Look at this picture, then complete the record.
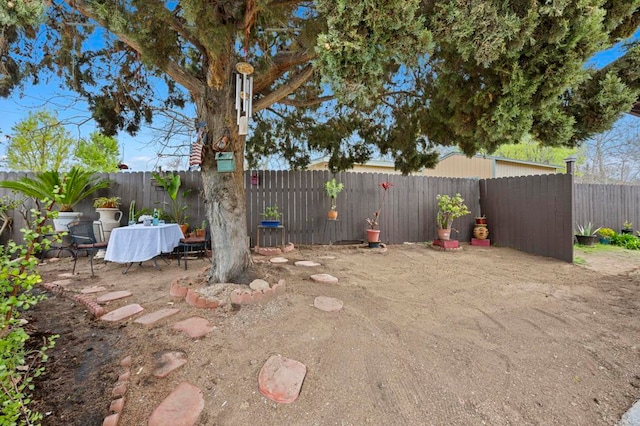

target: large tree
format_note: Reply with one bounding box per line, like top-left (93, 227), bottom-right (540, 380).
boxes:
top-left (2, 0), bottom-right (640, 281)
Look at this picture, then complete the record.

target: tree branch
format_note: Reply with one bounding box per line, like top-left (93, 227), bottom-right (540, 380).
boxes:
top-left (62, 0), bottom-right (204, 96)
top-left (278, 95), bottom-right (333, 107)
top-left (252, 64), bottom-right (314, 112)
top-left (253, 50), bottom-right (313, 92)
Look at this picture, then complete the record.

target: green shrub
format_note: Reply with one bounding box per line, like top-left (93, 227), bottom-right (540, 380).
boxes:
top-left (611, 233), bottom-right (640, 250)
top-left (597, 227), bottom-right (616, 239)
top-left (0, 200), bottom-right (59, 425)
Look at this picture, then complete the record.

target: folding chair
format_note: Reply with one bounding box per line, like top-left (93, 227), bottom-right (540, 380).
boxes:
top-left (67, 221), bottom-right (108, 276)
top-left (177, 227), bottom-right (211, 270)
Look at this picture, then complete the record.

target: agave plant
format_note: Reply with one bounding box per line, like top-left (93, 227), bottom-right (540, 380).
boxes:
top-left (0, 167), bottom-right (109, 211)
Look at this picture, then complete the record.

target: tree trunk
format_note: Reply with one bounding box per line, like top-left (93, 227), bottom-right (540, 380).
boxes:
top-left (195, 86), bottom-right (252, 283)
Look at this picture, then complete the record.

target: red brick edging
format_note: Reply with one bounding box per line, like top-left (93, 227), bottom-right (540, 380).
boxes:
top-left (41, 282), bottom-right (106, 318)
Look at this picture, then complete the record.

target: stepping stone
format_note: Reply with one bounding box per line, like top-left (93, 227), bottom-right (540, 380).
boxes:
top-left (314, 296), bottom-right (344, 312)
top-left (258, 355), bottom-right (307, 404)
top-left (153, 350), bottom-right (188, 378)
top-left (173, 317), bottom-right (213, 339)
top-left (80, 286), bottom-right (107, 294)
top-left (134, 308), bottom-right (180, 325)
top-left (318, 255), bottom-right (336, 260)
top-left (97, 291), bottom-right (132, 303)
top-left (295, 260), bottom-right (321, 267)
top-left (270, 257), bottom-right (289, 264)
top-left (57, 273), bottom-right (74, 278)
top-left (100, 304), bottom-right (144, 322)
top-left (310, 273), bottom-right (339, 284)
top-left (50, 279), bottom-right (73, 287)
top-left (148, 382), bottom-right (204, 426)
top-left (249, 279), bottom-right (270, 291)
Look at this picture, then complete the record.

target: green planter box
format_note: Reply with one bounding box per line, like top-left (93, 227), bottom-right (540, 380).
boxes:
top-left (216, 152), bottom-right (235, 172)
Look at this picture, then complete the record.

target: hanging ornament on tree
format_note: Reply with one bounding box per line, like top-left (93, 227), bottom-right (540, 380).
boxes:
top-left (235, 62), bottom-right (254, 135)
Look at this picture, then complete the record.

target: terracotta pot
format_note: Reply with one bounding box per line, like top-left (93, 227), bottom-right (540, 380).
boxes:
top-left (366, 229), bottom-right (381, 243)
top-left (327, 210), bottom-right (338, 220)
top-left (437, 228), bottom-right (451, 241)
top-left (473, 224), bottom-right (489, 240)
top-left (179, 224), bottom-right (189, 237)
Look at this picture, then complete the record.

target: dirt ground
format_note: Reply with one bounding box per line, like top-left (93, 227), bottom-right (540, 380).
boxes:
top-left (27, 243), bottom-right (640, 425)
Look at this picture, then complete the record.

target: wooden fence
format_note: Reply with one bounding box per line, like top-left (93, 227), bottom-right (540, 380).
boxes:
top-left (575, 183), bottom-right (640, 234)
top-left (3, 170), bottom-right (638, 264)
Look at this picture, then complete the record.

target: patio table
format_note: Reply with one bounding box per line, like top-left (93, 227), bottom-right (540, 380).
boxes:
top-left (105, 223), bottom-right (184, 267)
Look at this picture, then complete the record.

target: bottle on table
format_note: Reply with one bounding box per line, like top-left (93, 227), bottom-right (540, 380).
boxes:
top-left (152, 208), bottom-right (159, 226)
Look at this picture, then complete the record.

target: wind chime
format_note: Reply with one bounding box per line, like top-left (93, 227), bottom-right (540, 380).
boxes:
top-left (235, 61), bottom-right (254, 135)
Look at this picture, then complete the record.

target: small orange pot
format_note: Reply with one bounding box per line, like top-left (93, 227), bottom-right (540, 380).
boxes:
top-left (328, 210), bottom-right (338, 220)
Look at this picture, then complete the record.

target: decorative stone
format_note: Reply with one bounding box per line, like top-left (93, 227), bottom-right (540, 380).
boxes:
top-left (134, 308), bottom-right (180, 325)
top-left (173, 317), bottom-right (213, 339)
top-left (97, 291), bottom-right (132, 303)
top-left (100, 304), bottom-right (144, 322)
top-left (249, 279), bottom-right (270, 291)
top-left (270, 257), bottom-right (289, 263)
top-left (258, 355), bottom-right (307, 404)
top-left (314, 296), bottom-right (344, 312)
top-left (153, 351), bottom-right (188, 378)
top-left (148, 382), bottom-right (204, 426)
top-left (310, 273), bottom-right (339, 284)
top-left (295, 260), bottom-right (321, 267)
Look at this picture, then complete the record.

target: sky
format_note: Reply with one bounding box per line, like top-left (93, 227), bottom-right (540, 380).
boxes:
top-left (0, 28), bottom-right (638, 172)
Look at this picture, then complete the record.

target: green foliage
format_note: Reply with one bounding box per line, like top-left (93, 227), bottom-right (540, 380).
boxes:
top-left (0, 0), bottom-right (44, 26)
top-left (623, 220), bottom-right (633, 230)
top-left (324, 179), bottom-right (344, 210)
top-left (492, 135), bottom-right (581, 167)
top-left (260, 206), bottom-right (282, 221)
top-left (0, 198), bottom-right (59, 425)
top-left (6, 110), bottom-right (77, 172)
top-left (151, 172), bottom-right (189, 224)
top-left (575, 222), bottom-right (601, 236)
top-left (436, 193), bottom-right (470, 229)
top-left (0, 167), bottom-right (109, 211)
top-left (93, 196), bottom-right (121, 209)
top-left (597, 227), bottom-right (616, 239)
top-left (611, 233), bottom-right (640, 250)
top-left (74, 132), bottom-right (121, 172)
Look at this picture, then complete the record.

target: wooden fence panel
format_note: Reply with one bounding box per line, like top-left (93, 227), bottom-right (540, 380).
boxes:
top-left (575, 183), bottom-right (640, 233)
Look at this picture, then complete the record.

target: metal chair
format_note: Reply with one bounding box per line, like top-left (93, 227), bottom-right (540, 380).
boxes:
top-left (177, 227), bottom-right (211, 270)
top-left (67, 221), bottom-right (108, 276)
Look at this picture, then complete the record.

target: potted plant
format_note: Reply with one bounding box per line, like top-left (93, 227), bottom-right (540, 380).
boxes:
top-left (575, 222), bottom-right (601, 246)
top-left (195, 220), bottom-right (207, 238)
top-left (0, 167), bottom-right (109, 231)
top-left (622, 221), bottom-right (633, 234)
top-left (324, 178), bottom-right (344, 220)
top-left (366, 181), bottom-right (393, 247)
top-left (260, 205), bottom-right (282, 227)
top-left (436, 193), bottom-right (471, 241)
top-left (93, 196), bottom-right (122, 242)
top-left (597, 227), bottom-right (616, 244)
top-left (152, 171), bottom-right (190, 235)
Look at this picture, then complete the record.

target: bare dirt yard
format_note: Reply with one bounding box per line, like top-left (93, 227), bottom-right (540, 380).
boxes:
top-left (27, 242), bottom-right (640, 425)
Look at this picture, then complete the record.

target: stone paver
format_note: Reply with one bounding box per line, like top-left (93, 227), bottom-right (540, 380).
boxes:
top-left (318, 255), bottom-right (336, 260)
top-left (173, 317), bottom-right (213, 339)
top-left (153, 350), bottom-right (188, 378)
top-left (314, 296), bottom-right (344, 312)
top-left (134, 308), bottom-right (180, 325)
top-left (295, 260), bottom-right (321, 267)
top-left (57, 273), bottom-right (74, 278)
top-left (249, 279), bottom-right (270, 291)
top-left (310, 273), bottom-right (339, 284)
top-left (620, 399), bottom-right (640, 426)
top-left (148, 381), bottom-right (204, 426)
top-left (100, 304), bottom-right (144, 322)
top-left (97, 291), bottom-right (132, 303)
top-left (80, 286), bottom-right (107, 294)
top-left (50, 279), bottom-right (73, 287)
top-left (270, 257), bottom-right (289, 263)
top-left (258, 355), bottom-right (307, 404)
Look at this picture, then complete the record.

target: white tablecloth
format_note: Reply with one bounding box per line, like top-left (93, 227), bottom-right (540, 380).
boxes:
top-left (105, 223), bottom-right (184, 263)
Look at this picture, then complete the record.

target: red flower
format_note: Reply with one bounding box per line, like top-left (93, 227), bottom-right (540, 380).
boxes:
top-left (366, 182), bottom-right (393, 229)
top-left (380, 182), bottom-right (393, 190)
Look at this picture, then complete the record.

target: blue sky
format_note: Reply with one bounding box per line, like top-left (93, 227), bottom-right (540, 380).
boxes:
top-left (0, 29), bottom-right (638, 171)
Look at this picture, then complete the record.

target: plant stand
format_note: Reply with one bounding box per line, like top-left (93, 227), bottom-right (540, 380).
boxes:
top-left (323, 219), bottom-right (341, 245)
top-left (433, 239), bottom-right (460, 249)
top-left (256, 225), bottom-right (286, 250)
top-left (471, 238), bottom-right (490, 247)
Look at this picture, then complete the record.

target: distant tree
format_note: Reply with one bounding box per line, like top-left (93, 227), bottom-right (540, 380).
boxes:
top-left (6, 110), bottom-right (76, 172)
top-left (492, 135), bottom-right (582, 167)
top-left (74, 132), bottom-right (120, 172)
top-left (577, 117), bottom-right (640, 183)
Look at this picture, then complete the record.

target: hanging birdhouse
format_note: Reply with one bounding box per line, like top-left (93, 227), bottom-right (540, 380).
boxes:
top-left (216, 152), bottom-right (235, 173)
